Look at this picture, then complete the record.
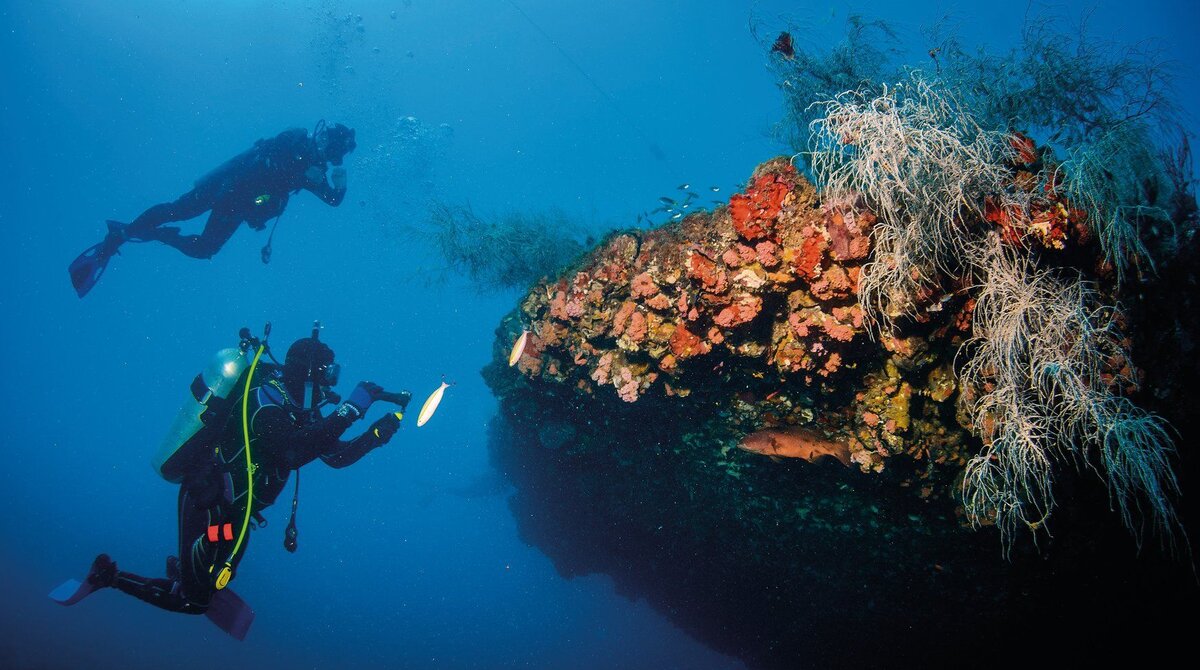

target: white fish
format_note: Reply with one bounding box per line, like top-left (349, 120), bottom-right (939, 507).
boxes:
top-left (508, 329), bottom-right (529, 367)
top-left (417, 381), bottom-right (450, 427)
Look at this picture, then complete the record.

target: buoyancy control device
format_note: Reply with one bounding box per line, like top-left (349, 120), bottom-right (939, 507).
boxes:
top-left (152, 327), bottom-right (266, 482)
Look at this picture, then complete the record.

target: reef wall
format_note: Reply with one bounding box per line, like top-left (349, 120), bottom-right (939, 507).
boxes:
top-left (482, 157), bottom-right (1198, 668)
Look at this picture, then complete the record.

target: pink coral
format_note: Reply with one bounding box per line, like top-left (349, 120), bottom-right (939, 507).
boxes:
top-left (631, 272), bottom-right (659, 298)
top-left (612, 301), bottom-right (637, 336)
top-left (646, 293), bottom-right (671, 311)
top-left (625, 311), bottom-right (648, 344)
top-left (549, 290), bottom-right (570, 320)
top-left (755, 241), bottom-right (780, 267)
top-left (615, 367), bottom-right (640, 402)
top-left (591, 352), bottom-right (614, 385)
top-left (722, 244), bottom-right (758, 268)
top-left (811, 265), bottom-right (853, 301)
top-left (714, 295), bottom-right (763, 328)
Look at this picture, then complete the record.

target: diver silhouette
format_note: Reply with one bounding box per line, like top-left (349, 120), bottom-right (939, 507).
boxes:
top-left (68, 120), bottom-right (356, 297)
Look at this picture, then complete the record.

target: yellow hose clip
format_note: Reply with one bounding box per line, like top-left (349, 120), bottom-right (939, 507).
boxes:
top-left (215, 564), bottom-right (233, 590)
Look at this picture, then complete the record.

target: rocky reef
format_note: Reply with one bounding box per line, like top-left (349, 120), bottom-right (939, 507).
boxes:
top-left (499, 157), bottom-right (988, 487)
top-left (482, 156), bottom-right (1198, 667)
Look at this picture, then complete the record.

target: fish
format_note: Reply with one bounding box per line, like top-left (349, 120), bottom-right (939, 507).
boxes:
top-left (508, 329), bottom-right (529, 367)
top-left (738, 427), bottom-right (851, 467)
top-left (683, 191), bottom-right (698, 201)
top-left (658, 196), bottom-right (676, 205)
top-left (709, 186), bottom-right (720, 192)
top-left (671, 212), bottom-right (683, 220)
top-left (677, 183), bottom-right (690, 190)
top-left (416, 381), bottom-right (451, 427)
top-left (770, 31), bottom-right (795, 60)
top-left (651, 205), bottom-right (669, 214)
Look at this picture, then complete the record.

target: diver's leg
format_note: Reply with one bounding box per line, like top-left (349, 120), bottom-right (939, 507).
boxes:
top-left (110, 571), bottom-right (206, 615)
top-left (152, 209), bottom-right (242, 259)
top-left (104, 484), bottom-right (217, 614)
top-left (177, 480), bottom-right (222, 609)
top-left (75, 553), bottom-right (200, 613)
top-left (124, 188), bottom-right (213, 240)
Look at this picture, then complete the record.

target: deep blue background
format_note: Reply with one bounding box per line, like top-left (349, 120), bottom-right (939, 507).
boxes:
top-left (1, 2), bottom-right (1196, 668)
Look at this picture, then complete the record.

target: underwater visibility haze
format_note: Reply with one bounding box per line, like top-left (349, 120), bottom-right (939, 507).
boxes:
top-left (2, 1), bottom-right (1199, 668)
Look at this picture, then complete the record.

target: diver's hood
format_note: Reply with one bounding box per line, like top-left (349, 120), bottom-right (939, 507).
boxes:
top-left (283, 337), bottom-right (337, 408)
top-left (325, 124), bottom-right (356, 166)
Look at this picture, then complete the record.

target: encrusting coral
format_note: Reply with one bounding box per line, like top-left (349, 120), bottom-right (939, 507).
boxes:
top-left (500, 157), bottom-right (976, 496)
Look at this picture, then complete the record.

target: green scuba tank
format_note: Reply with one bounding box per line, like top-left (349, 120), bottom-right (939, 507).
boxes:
top-left (152, 342), bottom-right (252, 483)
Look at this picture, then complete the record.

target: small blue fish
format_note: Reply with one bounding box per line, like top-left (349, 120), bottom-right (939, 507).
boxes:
top-left (709, 186), bottom-right (720, 192)
top-left (659, 196), bottom-right (676, 205)
top-left (677, 183), bottom-right (690, 190)
top-left (671, 212), bottom-right (683, 220)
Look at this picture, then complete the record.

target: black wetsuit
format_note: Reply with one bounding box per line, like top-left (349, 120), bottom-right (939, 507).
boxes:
top-left (124, 128), bottom-right (346, 259)
top-left (112, 365), bottom-right (384, 614)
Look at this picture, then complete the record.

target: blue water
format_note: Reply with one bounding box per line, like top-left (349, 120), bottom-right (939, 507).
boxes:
top-left (1, 2), bottom-right (1197, 668)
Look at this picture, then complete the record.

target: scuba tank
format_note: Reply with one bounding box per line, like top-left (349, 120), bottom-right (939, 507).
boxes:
top-left (152, 330), bottom-right (257, 483)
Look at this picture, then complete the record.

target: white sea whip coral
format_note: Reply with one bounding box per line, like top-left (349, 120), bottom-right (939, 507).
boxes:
top-left (807, 74), bottom-right (1181, 552)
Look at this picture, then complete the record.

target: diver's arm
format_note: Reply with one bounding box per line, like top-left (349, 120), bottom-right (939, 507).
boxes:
top-left (303, 166), bottom-right (347, 206)
top-left (320, 411), bottom-right (401, 468)
top-left (319, 432), bottom-right (384, 469)
top-left (249, 397), bottom-right (355, 469)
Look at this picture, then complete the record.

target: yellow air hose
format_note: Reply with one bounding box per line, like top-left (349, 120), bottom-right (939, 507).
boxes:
top-left (214, 342), bottom-right (265, 590)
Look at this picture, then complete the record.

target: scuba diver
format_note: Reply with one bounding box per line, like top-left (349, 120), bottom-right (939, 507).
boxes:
top-left (68, 120), bottom-right (357, 298)
top-left (51, 323), bottom-right (410, 639)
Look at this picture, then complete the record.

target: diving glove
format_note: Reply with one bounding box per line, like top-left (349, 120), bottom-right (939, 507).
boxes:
top-left (339, 381), bottom-right (383, 419)
top-left (331, 166), bottom-right (347, 190)
top-left (369, 412), bottom-right (401, 444)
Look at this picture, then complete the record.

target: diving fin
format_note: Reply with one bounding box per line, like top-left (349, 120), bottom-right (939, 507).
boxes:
top-left (48, 578), bottom-right (98, 606)
top-left (49, 553), bottom-right (116, 606)
top-left (68, 221), bottom-right (126, 298)
top-left (205, 588), bottom-right (255, 641)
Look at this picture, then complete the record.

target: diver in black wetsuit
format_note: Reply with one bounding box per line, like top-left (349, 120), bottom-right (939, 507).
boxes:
top-left (83, 335), bottom-right (407, 617)
top-left (68, 120), bottom-right (357, 297)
